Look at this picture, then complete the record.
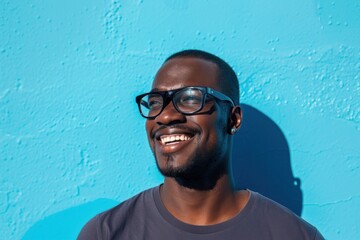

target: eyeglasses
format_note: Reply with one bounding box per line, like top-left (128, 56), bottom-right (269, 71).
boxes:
top-left (135, 86), bottom-right (235, 119)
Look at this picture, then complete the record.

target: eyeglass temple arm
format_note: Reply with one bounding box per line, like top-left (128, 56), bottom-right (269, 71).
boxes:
top-left (207, 88), bottom-right (235, 106)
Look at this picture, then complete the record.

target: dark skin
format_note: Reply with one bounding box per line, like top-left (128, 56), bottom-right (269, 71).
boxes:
top-left (146, 57), bottom-right (249, 225)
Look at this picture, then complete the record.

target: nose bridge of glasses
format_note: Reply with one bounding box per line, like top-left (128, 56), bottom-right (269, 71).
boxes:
top-left (161, 91), bottom-right (180, 114)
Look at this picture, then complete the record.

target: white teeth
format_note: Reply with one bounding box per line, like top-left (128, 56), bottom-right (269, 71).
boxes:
top-left (160, 134), bottom-right (192, 144)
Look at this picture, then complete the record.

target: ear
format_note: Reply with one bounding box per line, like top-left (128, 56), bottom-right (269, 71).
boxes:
top-left (228, 106), bottom-right (242, 134)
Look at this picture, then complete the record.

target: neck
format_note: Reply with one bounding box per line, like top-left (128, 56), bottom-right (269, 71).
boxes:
top-left (173, 160), bottom-right (228, 191)
top-left (160, 175), bottom-right (249, 225)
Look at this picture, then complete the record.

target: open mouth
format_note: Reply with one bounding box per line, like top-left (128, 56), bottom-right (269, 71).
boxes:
top-left (159, 134), bottom-right (193, 145)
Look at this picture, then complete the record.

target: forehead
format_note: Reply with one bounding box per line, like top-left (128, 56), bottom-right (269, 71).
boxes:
top-left (152, 57), bottom-right (221, 91)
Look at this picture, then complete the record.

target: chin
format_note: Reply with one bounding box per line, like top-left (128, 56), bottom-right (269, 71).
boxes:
top-left (156, 155), bottom-right (189, 178)
top-left (155, 154), bottom-right (227, 191)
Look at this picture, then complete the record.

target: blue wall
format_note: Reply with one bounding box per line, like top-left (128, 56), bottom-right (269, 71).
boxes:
top-left (1, 1), bottom-right (359, 239)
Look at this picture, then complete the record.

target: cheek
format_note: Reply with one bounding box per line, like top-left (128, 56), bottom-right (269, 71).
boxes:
top-left (210, 113), bottom-right (229, 144)
top-left (216, 107), bottom-right (230, 133)
top-left (196, 115), bottom-right (224, 144)
top-left (145, 121), bottom-right (155, 147)
top-left (145, 121), bottom-right (150, 135)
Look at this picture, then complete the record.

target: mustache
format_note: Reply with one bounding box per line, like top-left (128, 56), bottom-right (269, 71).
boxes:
top-left (151, 124), bottom-right (200, 139)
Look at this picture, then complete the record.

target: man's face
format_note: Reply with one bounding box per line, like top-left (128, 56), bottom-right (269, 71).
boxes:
top-left (145, 57), bottom-right (232, 189)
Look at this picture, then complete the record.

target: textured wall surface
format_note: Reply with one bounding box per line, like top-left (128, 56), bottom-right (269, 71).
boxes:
top-left (1, 0), bottom-right (359, 239)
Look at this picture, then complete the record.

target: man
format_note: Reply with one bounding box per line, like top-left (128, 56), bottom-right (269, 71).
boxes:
top-left (78, 50), bottom-right (324, 239)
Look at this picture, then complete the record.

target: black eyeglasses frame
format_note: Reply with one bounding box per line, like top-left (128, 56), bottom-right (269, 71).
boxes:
top-left (135, 86), bottom-right (235, 119)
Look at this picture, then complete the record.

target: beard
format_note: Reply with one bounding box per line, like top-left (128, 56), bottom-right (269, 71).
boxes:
top-left (154, 148), bottom-right (228, 191)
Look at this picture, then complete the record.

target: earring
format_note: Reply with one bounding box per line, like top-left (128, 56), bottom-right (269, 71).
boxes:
top-left (231, 128), bottom-right (237, 134)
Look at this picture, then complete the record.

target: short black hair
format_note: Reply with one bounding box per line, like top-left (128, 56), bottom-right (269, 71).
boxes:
top-left (165, 49), bottom-right (240, 105)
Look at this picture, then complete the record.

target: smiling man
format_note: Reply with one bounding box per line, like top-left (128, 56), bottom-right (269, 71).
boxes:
top-left (78, 50), bottom-right (324, 239)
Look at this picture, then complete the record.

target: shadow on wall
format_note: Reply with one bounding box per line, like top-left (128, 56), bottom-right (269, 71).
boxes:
top-left (22, 199), bottom-right (118, 240)
top-left (231, 104), bottom-right (303, 216)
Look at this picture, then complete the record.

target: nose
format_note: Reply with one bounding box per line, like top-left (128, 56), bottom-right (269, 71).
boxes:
top-left (155, 101), bottom-right (186, 126)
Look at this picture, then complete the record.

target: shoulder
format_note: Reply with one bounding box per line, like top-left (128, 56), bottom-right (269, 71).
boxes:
top-left (249, 191), bottom-right (324, 240)
top-left (100, 186), bottom-right (156, 221)
top-left (77, 186), bottom-right (158, 240)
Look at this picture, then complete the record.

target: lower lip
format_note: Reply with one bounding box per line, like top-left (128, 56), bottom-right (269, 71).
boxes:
top-left (156, 137), bottom-right (194, 154)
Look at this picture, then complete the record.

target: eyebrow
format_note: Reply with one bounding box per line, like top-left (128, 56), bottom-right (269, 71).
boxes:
top-left (150, 85), bottom-right (187, 93)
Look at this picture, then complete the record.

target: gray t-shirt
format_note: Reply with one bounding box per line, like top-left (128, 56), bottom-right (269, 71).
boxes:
top-left (78, 186), bottom-right (324, 240)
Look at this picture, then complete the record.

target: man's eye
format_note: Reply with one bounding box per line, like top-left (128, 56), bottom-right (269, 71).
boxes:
top-left (148, 99), bottom-right (162, 109)
top-left (181, 96), bottom-right (202, 105)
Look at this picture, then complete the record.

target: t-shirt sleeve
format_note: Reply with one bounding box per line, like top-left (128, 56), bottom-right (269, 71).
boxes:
top-left (314, 229), bottom-right (325, 240)
top-left (77, 215), bottom-right (101, 240)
